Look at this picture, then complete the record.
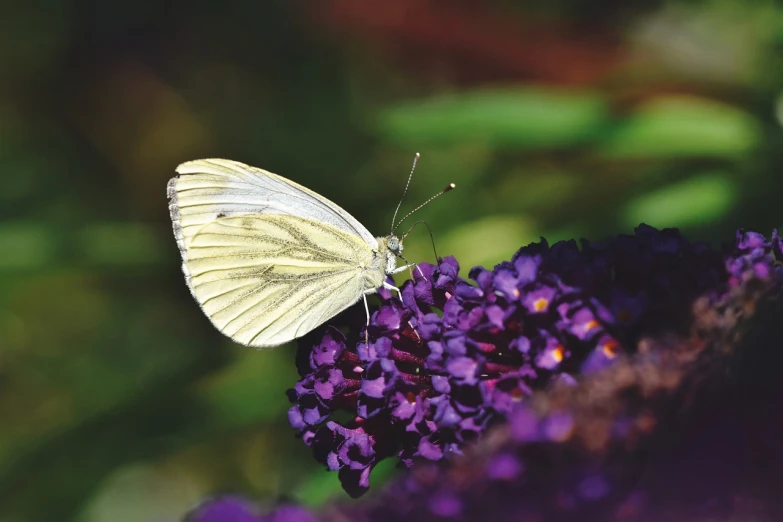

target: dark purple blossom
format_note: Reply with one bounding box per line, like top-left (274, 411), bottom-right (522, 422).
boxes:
top-left (287, 225), bottom-right (783, 496)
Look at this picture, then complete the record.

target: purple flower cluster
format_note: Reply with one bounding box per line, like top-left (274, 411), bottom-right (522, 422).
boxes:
top-left (190, 262), bottom-right (783, 522)
top-left (339, 291), bottom-right (783, 522)
top-left (287, 225), bottom-right (783, 496)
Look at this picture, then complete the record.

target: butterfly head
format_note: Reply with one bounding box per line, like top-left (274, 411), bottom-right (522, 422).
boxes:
top-left (387, 235), bottom-right (402, 255)
top-left (380, 234), bottom-right (403, 275)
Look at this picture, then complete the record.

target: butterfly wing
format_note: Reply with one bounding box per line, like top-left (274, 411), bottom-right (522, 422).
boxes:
top-left (183, 213), bottom-right (374, 347)
top-left (167, 159), bottom-right (381, 347)
top-left (169, 158), bottom-right (378, 257)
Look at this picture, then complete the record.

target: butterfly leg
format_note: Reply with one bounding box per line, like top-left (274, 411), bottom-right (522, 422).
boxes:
top-left (390, 263), bottom-right (426, 280)
top-left (409, 263), bottom-right (426, 280)
top-left (381, 281), bottom-right (423, 343)
top-left (382, 281), bottom-right (403, 299)
top-left (362, 292), bottom-right (371, 348)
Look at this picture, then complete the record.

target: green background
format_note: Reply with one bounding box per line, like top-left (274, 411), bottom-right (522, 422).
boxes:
top-left (1, 0), bottom-right (782, 520)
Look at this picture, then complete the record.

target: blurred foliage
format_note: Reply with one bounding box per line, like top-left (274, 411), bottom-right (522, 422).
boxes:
top-left (1, 0), bottom-right (782, 520)
top-left (379, 88), bottom-right (610, 148)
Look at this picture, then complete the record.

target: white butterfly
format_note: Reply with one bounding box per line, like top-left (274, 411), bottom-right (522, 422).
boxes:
top-left (167, 157), bottom-right (450, 348)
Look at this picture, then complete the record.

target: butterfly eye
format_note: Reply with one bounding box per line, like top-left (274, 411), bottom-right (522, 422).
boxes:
top-left (388, 236), bottom-right (401, 253)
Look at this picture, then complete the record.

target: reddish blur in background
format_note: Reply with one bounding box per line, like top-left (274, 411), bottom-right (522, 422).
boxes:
top-left (1, 1), bottom-right (782, 520)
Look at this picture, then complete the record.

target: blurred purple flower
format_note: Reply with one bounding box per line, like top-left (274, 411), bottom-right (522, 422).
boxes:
top-left (186, 496), bottom-right (261, 522)
top-left (287, 225), bottom-right (783, 496)
top-left (186, 497), bottom-right (315, 522)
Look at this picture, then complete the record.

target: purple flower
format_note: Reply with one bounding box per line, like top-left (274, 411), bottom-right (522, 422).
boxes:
top-left (726, 229), bottom-right (783, 285)
top-left (262, 507), bottom-right (316, 522)
top-left (186, 497), bottom-right (261, 522)
top-left (287, 225), bottom-right (783, 496)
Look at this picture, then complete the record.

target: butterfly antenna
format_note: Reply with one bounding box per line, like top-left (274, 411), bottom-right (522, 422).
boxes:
top-left (390, 152), bottom-right (420, 235)
top-left (393, 182), bottom-right (456, 234)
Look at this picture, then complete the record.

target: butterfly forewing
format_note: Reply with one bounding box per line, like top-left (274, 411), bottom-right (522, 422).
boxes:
top-left (170, 159), bottom-right (378, 251)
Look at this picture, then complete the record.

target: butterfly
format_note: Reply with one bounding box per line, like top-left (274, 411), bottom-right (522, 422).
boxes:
top-left (167, 157), bottom-right (452, 348)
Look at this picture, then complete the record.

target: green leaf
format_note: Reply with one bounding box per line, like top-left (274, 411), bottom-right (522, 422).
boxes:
top-left (76, 464), bottom-right (198, 522)
top-left (599, 96), bottom-right (760, 158)
top-left (622, 173), bottom-right (735, 228)
top-left (379, 88), bottom-right (608, 148)
top-left (0, 222), bottom-right (57, 270)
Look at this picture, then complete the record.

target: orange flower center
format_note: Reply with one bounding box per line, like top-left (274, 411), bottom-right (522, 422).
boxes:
top-left (602, 339), bottom-right (619, 358)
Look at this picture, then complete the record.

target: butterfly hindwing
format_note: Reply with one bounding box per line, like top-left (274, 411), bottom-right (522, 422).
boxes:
top-left (184, 213), bottom-right (374, 347)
